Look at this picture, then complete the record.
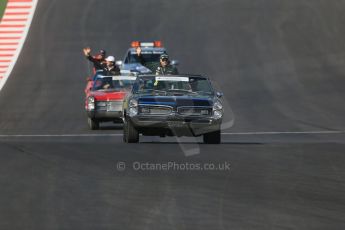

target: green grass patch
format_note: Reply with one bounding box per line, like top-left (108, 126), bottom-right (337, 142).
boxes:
top-left (0, 0), bottom-right (8, 21)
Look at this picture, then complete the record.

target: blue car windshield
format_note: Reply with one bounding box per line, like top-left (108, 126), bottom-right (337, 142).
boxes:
top-left (134, 76), bottom-right (213, 95)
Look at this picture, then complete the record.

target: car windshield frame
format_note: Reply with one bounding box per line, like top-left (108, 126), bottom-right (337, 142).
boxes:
top-left (92, 75), bottom-right (136, 92)
top-left (132, 75), bottom-right (214, 96)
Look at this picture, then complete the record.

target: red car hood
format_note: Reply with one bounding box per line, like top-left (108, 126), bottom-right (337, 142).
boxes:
top-left (90, 90), bottom-right (127, 101)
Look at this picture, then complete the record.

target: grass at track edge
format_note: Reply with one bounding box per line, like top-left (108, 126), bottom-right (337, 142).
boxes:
top-left (0, 0), bottom-right (8, 21)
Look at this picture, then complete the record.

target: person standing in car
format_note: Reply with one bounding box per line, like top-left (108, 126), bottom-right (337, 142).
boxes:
top-left (102, 56), bottom-right (121, 76)
top-left (155, 54), bottom-right (178, 75)
top-left (83, 47), bottom-right (107, 72)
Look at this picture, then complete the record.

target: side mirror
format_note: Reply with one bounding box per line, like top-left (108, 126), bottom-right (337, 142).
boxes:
top-left (170, 60), bottom-right (179, 66)
top-left (216, 92), bottom-right (223, 98)
top-left (116, 60), bottom-right (123, 66)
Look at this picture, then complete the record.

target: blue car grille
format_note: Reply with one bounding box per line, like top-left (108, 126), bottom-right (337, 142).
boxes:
top-left (177, 107), bottom-right (212, 116)
top-left (139, 106), bottom-right (172, 115)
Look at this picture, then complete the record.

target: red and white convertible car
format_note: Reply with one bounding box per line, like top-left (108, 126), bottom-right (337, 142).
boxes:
top-left (84, 73), bottom-right (136, 129)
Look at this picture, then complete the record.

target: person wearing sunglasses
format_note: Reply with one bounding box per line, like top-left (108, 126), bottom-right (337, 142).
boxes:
top-left (155, 54), bottom-right (178, 75)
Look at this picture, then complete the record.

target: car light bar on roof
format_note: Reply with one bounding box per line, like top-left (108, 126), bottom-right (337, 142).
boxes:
top-left (131, 41), bottom-right (140, 47)
top-left (131, 41), bottom-right (163, 48)
top-left (154, 41), bottom-right (162, 47)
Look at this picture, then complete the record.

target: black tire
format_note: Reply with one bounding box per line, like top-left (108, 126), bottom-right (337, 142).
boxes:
top-left (88, 117), bottom-right (99, 130)
top-left (203, 130), bottom-right (221, 144)
top-left (123, 119), bottom-right (139, 143)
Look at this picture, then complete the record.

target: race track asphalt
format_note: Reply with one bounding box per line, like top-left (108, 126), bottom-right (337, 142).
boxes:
top-left (0, 0), bottom-right (345, 229)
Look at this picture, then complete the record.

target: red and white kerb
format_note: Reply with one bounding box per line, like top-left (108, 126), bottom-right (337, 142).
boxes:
top-left (0, 0), bottom-right (38, 91)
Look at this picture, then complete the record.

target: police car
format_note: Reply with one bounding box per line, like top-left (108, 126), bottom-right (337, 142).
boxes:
top-left (116, 41), bottom-right (178, 74)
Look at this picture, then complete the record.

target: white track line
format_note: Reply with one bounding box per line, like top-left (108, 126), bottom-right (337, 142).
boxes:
top-left (222, 130), bottom-right (345, 135)
top-left (0, 27), bottom-right (24, 31)
top-left (0, 51), bottom-right (15, 54)
top-left (0, 131), bottom-right (344, 138)
top-left (0, 44), bottom-right (17, 49)
top-left (0, 34), bottom-right (21, 37)
top-left (7, 2), bottom-right (33, 7)
top-left (2, 15), bottom-right (28, 20)
top-left (0, 134), bottom-right (123, 137)
top-left (0, 21), bottom-right (27, 25)
top-left (5, 10), bottom-right (31, 14)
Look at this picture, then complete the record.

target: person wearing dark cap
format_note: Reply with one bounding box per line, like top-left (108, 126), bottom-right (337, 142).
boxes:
top-left (83, 47), bottom-right (107, 72)
top-left (155, 54), bottom-right (178, 75)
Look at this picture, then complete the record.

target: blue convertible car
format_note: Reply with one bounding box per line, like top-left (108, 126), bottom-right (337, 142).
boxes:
top-left (122, 75), bottom-right (224, 143)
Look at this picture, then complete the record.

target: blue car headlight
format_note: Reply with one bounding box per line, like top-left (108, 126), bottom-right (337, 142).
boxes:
top-left (129, 99), bottom-right (138, 117)
top-left (213, 100), bottom-right (223, 119)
